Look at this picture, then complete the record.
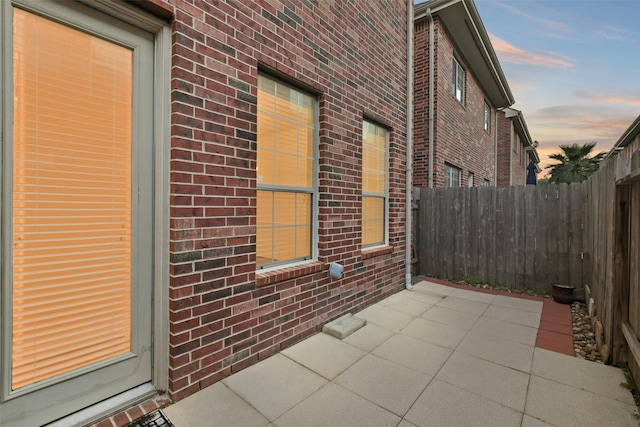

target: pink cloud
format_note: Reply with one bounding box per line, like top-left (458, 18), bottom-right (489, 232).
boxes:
top-left (575, 90), bottom-right (640, 106)
top-left (527, 113), bottom-right (633, 175)
top-left (531, 113), bottom-right (631, 143)
top-left (596, 25), bottom-right (640, 42)
top-left (493, 2), bottom-right (572, 38)
top-left (490, 34), bottom-right (573, 69)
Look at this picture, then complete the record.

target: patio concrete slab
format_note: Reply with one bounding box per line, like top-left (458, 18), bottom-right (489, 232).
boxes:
top-left (162, 278), bottom-right (638, 427)
top-left (274, 383), bottom-right (399, 427)
top-left (484, 304), bottom-right (542, 328)
top-left (421, 305), bottom-right (480, 330)
top-left (449, 287), bottom-right (497, 303)
top-left (162, 382), bottom-right (269, 427)
top-left (396, 421), bottom-right (420, 427)
top-left (405, 378), bottom-right (522, 427)
top-left (372, 334), bottom-right (452, 376)
top-left (457, 331), bottom-right (534, 373)
top-left (436, 351), bottom-right (529, 411)
top-left (281, 333), bottom-right (366, 380)
top-left (467, 316), bottom-right (539, 346)
top-left (404, 288), bottom-right (447, 305)
top-left (411, 280), bottom-right (456, 297)
top-left (401, 317), bottom-right (468, 349)
top-left (521, 415), bottom-right (556, 427)
top-left (493, 295), bottom-right (543, 314)
top-left (378, 292), bottom-right (433, 317)
top-left (335, 354), bottom-right (432, 416)
top-left (222, 354), bottom-right (327, 421)
top-left (355, 303), bottom-right (414, 332)
top-left (436, 296), bottom-right (489, 315)
top-left (525, 375), bottom-right (640, 427)
top-left (342, 322), bottom-right (394, 352)
top-left (531, 347), bottom-right (635, 405)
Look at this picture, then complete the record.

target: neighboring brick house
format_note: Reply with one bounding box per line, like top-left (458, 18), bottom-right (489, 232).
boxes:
top-left (413, 0), bottom-right (516, 188)
top-left (0, 1), bottom-right (409, 426)
top-left (496, 107), bottom-right (540, 186)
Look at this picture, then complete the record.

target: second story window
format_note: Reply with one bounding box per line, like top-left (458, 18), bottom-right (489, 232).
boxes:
top-left (452, 58), bottom-right (465, 103)
top-left (444, 163), bottom-right (461, 187)
top-left (484, 101), bottom-right (491, 131)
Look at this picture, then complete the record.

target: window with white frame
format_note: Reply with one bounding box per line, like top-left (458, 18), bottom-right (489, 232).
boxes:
top-left (484, 179), bottom-right (491, 187)
top-left (256, 74), bottom-right (316, 268)
top-left (452, 58), bottom-right (465, 103)
top-left (362, 121), bottom-right (388, 248)
top-left (484, 101), bottom-right (491, 131)
top-left (444, 163), bottom-right (461, 187)
top-left (468, 172), bottom-right (474, 187)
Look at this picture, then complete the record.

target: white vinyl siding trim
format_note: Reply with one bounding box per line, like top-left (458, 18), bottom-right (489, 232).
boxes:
top-left (484, 101), bottom-right (491, 131)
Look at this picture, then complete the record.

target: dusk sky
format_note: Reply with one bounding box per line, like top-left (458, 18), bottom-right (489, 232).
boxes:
top-left (473, 0), bottom-right (640, 175)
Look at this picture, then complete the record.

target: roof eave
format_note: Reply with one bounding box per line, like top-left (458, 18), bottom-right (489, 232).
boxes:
top-left (501, 107), bottom-right (534, 148)
top-left (603, 114), bottom-right (640, 160)
top-left (415, 0), bottom-right (514, 108)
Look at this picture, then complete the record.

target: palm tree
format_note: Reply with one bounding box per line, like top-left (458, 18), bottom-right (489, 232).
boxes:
top-left (545, 142), bottom-right (605, 184)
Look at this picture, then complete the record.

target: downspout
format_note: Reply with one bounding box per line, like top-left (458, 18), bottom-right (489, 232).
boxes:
top-left (427, 8), bottom-right (434, 188)
top-left (405, 0), bottom-right (414, 290)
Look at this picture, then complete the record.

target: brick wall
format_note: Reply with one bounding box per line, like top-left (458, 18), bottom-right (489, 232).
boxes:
top-left (512, 133), bottom-right (527, 185)
top-left (496, 110), bottom-right (511, 186)
top-left (413, 19), bottom-right (431, 188)
top-left (162, 0), bottom-right (408, 402)
top-left (496, 111), bottom-right (529, 186)
top-left (413, 19), bottom-right (497, 188)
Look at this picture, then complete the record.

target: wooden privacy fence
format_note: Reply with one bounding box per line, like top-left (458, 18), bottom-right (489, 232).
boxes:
top-left (415, 183), bottom-right (587, 293)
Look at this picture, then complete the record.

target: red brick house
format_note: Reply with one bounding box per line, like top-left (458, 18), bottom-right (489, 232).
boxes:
top-left (496, 107), bottom-right (540, 186)
top-left (0, 0), bottom-right (411, 425)
top-left (413, 0), bottom-right (518, 188)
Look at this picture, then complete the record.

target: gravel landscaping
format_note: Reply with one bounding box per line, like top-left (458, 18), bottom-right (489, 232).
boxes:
top-left (571, 301), bottom-right (603, 363)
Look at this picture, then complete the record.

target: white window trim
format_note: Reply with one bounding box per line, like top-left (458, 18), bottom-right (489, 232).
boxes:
top-left (453, 58), bottom-right (465, 103)
top-left (87, 0), bottom-right (172, 396)
top-left (444, 163), bottom-right (462, 187)
top-left (484, 101), bottom-right (491, 132)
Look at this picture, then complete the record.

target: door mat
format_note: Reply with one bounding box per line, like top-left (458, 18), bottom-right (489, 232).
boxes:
top-left (124, 410), bottom-right (173, 427)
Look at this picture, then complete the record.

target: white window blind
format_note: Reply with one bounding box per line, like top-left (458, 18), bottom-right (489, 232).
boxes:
top-left (256, 75), bottom-right (315, 268)
top-left (11, 8), bottom-right (133, 389)
top-left (362, 121), bottom-right (388, 247)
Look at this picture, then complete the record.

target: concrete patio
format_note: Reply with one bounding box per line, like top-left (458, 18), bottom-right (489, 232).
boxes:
top-left (163, 280), bottom-right (639, 427)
